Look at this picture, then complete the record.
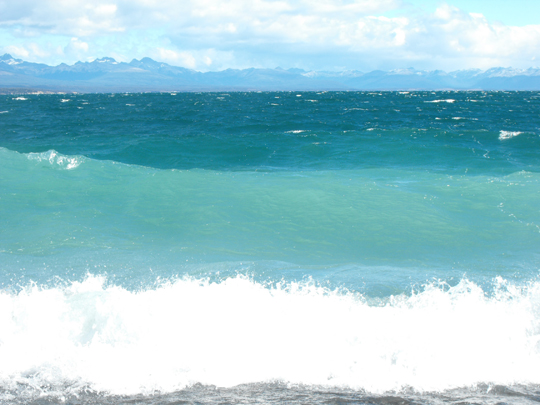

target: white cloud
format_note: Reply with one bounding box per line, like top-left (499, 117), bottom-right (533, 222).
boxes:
top-left (90, 3), bottom-right (118, 16)
top-left (149, 48), bottom-right (234, 71)
top-left (155, 48), bottom-right (197, 69)
top-left (0, 0), bottom-right (539, 71)
top-left (4, 42), bottom-right (53, 59)
top-left (0, 0), bottom-right (404, 38)
top-left (300, 0), bottom-right (402, 16)
top-left (403, 4), bottom-right (540, 69)
top-left (4, 45), bottom-right (30, 59)
top-left (65, 37), bottom-right (89, 52)
top-left (63, 37), bottom-right (90, 61)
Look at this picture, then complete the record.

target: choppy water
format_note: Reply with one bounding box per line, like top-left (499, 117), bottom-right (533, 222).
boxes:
top-left (1, 91), bottom-right (540, 404)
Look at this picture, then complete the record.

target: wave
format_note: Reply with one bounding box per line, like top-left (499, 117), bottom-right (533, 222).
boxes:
top-left (2, 146), bottom-right (540, 272)
top-left (0, 275), bottom-right (539, 400)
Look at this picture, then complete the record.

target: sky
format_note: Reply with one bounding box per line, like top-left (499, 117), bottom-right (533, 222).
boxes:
top-left (0, 0), bottom-right (539, 72)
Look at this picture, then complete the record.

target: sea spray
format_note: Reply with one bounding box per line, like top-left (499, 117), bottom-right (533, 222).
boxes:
top-left (1, 275), bottom-right (539, 399)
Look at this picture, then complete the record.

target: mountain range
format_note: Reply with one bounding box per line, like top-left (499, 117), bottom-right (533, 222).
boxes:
top-left (2, 54), bottom-right (540, 93)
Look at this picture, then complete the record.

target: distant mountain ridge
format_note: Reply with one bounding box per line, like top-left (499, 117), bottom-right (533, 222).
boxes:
top-left (2, 54), bottom-right (540, 92)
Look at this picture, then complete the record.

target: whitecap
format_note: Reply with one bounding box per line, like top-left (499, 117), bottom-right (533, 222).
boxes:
top-left (27, 150), bottom-right (85, 170)
top-left (425, 99), bottom-right (455, 103)
top-left (60, 99), bottom-right (71, 103)
top-left (12, 97), bottom-right (27, 101)
top-left (499, 130), bottom-right (523, 140)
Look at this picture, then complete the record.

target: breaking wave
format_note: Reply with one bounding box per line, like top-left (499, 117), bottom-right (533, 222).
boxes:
top-left (1, 275), bottom-right (539, 400)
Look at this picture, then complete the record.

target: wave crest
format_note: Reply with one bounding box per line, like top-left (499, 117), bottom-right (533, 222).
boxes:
top-left (27, 150), bottom-right (85, 170)
top-left (499, 130), bottom-right (523, 140)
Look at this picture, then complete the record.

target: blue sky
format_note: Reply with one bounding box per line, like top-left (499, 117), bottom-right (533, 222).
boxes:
top-left (0, 0), bottom-right (539, 72)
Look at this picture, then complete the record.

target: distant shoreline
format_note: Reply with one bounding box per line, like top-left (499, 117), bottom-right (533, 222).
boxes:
top-left (3, 54), bottom-right (540, 92)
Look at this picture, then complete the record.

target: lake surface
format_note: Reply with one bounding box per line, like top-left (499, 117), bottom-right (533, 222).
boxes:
top-left (1, 91), bottom-right (539, 404)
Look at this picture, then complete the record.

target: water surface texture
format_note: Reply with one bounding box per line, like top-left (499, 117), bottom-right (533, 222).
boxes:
top-left (1, 91), bottom-right (540, 404)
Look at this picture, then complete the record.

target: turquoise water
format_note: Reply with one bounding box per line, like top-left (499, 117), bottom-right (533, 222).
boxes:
top-left (1, 91), bottom-right (540, 403)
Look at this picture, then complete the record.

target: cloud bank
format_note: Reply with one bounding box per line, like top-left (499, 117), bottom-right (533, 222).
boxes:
top-left (0, 0), bottom-right (539, 71)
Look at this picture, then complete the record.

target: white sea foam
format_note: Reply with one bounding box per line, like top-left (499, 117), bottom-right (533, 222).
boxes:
top-left (0, 111), bottom-right (8, 114)
top-left (425, 99), bottom-right (455, 103)
top-left (12, 97), bottom-right (27, 101)
top-left (27, 150), bottom-right (85, 170)
top-left (499, 130), bottom-right (523, 140)
top-left (0, 275), bottom-right (539, 399)
top-left (60, 99), bottom-right (71, 103)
